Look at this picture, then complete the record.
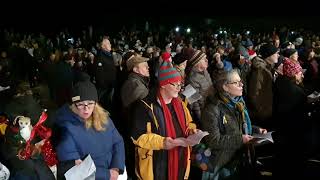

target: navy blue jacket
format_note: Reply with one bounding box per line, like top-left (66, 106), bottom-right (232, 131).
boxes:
top-left (55, 105), bottom-right (125, 180)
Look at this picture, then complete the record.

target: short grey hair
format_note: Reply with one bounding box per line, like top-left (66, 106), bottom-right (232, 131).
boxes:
top-left (214, 69), bottom-right (239, 94)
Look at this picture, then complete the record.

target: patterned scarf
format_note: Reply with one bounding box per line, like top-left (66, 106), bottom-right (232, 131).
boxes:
top-left (219, 94), bottom-right (252, 135)
top-left (158, 92), bottom-right (187, 180)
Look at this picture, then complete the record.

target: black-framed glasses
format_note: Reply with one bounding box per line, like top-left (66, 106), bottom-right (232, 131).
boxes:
top-left (227, 80), bottom-right (243, 86)
top-left (75, 102), bottom-right (96, 110)
top-left (169, 82), bottom-right (182, 88)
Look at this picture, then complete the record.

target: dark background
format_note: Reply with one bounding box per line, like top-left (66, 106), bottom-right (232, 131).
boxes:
top-left (1, 1), bottom-right (319, 36)
top-left (3, 16), bottom-right (320, 34)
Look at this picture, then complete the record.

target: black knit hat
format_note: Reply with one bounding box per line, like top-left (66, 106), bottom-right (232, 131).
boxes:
top-left (283, 48), bottom-right (297, 58)
top-left (259, 43), bottom-right (278, 59)
top-left (175, 48), bottom-right (195, 65)
top-left (281, 41), bottom-right (292, 50)
top-left (71, 73), bottom-right (98, 103)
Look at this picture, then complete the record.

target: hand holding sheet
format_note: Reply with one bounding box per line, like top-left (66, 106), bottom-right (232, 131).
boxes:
top-left (174, 130), bottom-right (209, 147)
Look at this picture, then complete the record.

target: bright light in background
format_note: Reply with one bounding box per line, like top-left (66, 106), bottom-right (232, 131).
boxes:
top-left (223, 31), bottom-right (227, 34)
top-left (246, 31), bottom-right (250, 35)
top-left (186, 28), bottom-right (191, 33)
top-left (219, 30), bottom-right (223, 34)
top-left (175, 27), bottom-right (180, 32)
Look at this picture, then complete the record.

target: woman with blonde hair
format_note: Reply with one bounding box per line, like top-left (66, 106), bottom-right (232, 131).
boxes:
top-left (54, 73), bottom-right (125, 180)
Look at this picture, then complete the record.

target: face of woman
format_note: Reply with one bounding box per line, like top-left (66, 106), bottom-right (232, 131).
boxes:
top-left (162, 81), bottom-right (182, 99)
top-left (290, 52), bottom-right (299, 61)
top-left (223, 73), bottom-right (243, 98)
top-left (309, 51), bottom-right (315, 59)
top-left (195, 56), bottom-right (208, 72)
top-left (74, 100), bottom-right (96, 119)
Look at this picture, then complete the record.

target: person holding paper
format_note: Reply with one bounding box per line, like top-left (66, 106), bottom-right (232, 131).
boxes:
top-left (185, 50), bottom-right (213, 125)
top-left (131, 58), bottom-right (197, 180)
top-left (54, 73), bottom-right (125, 180)
top-left (273, 58), bottom-right (309, 178)
top-left (201, 70), bottom-right (267, 180)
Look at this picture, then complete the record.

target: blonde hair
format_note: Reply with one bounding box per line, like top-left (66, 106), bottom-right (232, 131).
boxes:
top-left (71, 103), bottom-right (109, 131)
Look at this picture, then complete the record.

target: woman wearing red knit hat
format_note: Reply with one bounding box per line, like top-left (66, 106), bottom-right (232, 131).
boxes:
top-left (273, 59), bottom-right (309, 178)
top-left (130, 57), bottom-right (199, 180)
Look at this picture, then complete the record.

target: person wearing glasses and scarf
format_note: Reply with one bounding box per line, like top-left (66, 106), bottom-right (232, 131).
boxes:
top-left (201, 70), bottom-right (267, 180)
top-left (130, 58), bottom-right (197, 180)
top-left (53, 73), bottom-right (125, 180)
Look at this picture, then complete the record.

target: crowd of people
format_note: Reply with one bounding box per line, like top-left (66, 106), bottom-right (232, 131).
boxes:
top-left (1, 22), bottom-right (320, 180)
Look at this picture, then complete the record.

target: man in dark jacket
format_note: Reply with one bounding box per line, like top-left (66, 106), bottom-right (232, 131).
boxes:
top-left (121, 55), bottom-right (150, 108)
top-left (94, 38), bottom-right (116, 111)
top-left (247, 43), bottom-right (279, 129)
top-left (120, 54), bottom-right (150, 179)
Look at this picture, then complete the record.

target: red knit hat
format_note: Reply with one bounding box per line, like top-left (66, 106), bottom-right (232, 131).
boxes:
top-left (283, 59), bottom-right (302, 78)
top-left (158, 58), bottom-right (181, 86)
top-left (161, 52), bottom-right (171, 62)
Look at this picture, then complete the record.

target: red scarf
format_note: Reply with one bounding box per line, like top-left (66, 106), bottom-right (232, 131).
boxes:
top-left (158, 92), bottom-right (187, 180)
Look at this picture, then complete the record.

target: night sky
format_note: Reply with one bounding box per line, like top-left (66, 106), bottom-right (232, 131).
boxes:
top-left (2, 6), bottom-right (320, 35)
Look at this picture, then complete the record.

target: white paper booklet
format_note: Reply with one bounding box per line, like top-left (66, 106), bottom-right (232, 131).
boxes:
top-left (174, 130), bottom-right (209, 147)
top-left (253, 131), bottom-right (274, 144)
top-left (65, 154), bottom-right (96, 180)
top-left (182, 84), bottom-right (197, 98)
top-left (0, 162), bottom-right (10, 180)
top-left (308, 91), bottom-right (320, 99)
top-left (182, 84), bottom-right (202, 104)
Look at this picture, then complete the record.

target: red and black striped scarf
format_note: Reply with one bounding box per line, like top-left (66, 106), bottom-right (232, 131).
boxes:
top-left (158, 92), bottom-right (187, 180)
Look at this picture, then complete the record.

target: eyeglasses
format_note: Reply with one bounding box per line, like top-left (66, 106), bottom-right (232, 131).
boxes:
top-left (75, 102), bottom-right (96, 110)
top-left (169, 83), bottom-right (182, 88)
top-left (227, 80), bottom-right (243, 86)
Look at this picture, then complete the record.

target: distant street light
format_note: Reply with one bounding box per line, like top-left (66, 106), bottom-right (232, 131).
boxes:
top-left (175, 27), bottom-right (180, 32)
top-left (186, 28), bottom-right (191, 33)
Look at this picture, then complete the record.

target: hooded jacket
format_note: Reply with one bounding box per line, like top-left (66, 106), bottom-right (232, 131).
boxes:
top-left (247, 56), bottom-right (274, 121)
top-left (130, 95), bottom-right (196, 180)
top-left (54, 105), bottom-right (125, 180)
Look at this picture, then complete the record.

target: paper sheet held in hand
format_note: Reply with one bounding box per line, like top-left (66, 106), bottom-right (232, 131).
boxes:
top-left (175, 130), bottom-right (209, 147)
top-left (253, 131), bottom-right (274, 144)
top-left (182, 84), bottom-right (202, 104)
top-left (64, 154), bottom-right (96, 180)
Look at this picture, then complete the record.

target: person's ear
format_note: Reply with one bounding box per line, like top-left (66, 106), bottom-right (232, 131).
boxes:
top-left (133, 66), bottom-right (138, 74)
top-left (222, 84), bottom-right (229, 93)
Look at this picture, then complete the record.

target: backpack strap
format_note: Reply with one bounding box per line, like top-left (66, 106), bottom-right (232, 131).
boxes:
top-left (141, 100), bottom-right (159, 130)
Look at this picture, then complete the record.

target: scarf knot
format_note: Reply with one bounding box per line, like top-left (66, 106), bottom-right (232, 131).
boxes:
top-left (219, 94), bottom-right (252, 135)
